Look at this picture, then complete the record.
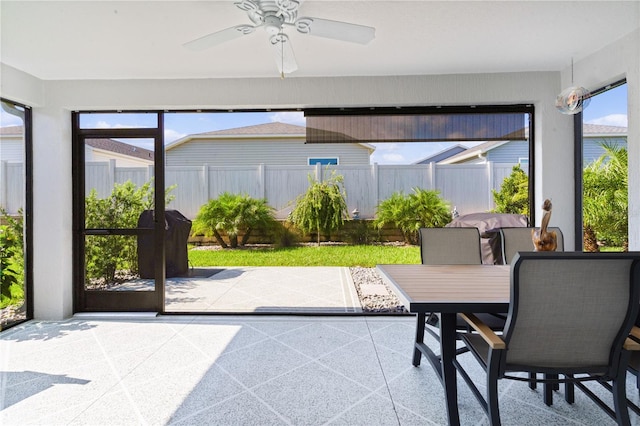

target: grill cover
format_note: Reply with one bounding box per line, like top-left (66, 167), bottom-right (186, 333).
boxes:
top-left (137, 210), bottom-right (192, 278)
top-left (446, 213), bottom-right (528, 264)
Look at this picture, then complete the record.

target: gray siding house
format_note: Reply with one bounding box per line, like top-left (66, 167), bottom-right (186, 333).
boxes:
top-left (582, 124), bottom-right (627, 164)
top-left (1, 126), bottom-right (153, 166)
top-left (85, 138), bottom-right (154, 167)
top-left (437, 124), bottom-right (627, 165)
top-left (165, 122), bottom-right (375, 167)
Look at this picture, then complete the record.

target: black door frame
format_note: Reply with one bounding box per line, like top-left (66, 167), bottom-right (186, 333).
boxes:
top-left (573, 79), bottom-right (626, 251)
top-left (72, 112), bottom-right (166, 312)
top-left (0, 98), bottom-right (34, 328)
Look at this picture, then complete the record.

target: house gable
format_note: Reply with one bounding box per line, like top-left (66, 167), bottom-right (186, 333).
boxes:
top-left (165, 122), bottom-right (374, 167)
top-left (438, 124), bottom-right (627, 165)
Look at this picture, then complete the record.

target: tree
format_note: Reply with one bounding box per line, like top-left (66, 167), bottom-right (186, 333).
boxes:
top-left (374, 188), bottom-right (451, 244)
top-left (583, 143), bottom-right (628, 251)
top-left (290, 171), bottom-right (348, 245)
top-left (192, 192), bottom-right (276, 248)
top-left (492, 165), bottom-right (529, 217)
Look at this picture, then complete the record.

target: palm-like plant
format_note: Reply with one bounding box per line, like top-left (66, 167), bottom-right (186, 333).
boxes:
top-left (583, 143), bottom-right (628, 251)
top-left (192, 192), bottom-right (275, 248)
top-left (374, 188), bottom-right (451, 244)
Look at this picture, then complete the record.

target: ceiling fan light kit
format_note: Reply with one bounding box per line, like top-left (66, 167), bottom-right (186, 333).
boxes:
top-left (184, 0), bottom-right (376, 77)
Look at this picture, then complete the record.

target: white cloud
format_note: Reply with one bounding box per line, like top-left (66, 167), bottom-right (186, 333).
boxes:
top-left (587, 114), bottom-right (628, 127)
top-left (95, 120), bottom-right (136, 129)
top-left (371, 152), bottom-right (405, 164)
top-left (269, 111), bottom-right (305, 125)
top-left (373, 143), bottom-right (400, 151)
top-left (165, 129), bottom-right (186, 143)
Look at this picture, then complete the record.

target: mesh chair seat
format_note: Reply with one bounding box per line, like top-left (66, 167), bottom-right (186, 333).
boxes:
top-left (500, 226), bottom-right (564, 265)
top-left (419, 227), bottom-right (506, 335)
top-left (455, 252), bottom-right (640, 426)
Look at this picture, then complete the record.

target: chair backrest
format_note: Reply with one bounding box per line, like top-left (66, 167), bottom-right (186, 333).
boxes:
top-left (499, 227), bottom-right (564, 265)
top-left (502, 252), bottom-right (640, 376)
top-left (419, 227), bottom-right (482, 265)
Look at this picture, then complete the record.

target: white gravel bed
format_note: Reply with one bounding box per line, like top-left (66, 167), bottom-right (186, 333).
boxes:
top-left (350, 267), bottom-right (408, 313)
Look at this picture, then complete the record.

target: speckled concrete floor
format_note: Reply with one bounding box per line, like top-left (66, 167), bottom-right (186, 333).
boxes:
top-left (2, 315), bottom-right (638, 425)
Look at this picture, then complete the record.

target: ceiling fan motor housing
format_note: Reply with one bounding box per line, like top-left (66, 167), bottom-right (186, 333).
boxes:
top-left (263, 15), bottom-right (285, 35)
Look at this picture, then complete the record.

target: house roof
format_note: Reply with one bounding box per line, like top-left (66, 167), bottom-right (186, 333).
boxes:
top-left (413, 144), bottom-right (468, 164)
top-left (0, 125), bottom-right (23, 136)
top-left (1, 126), bottom-right (154, 161)
top-left (583, 124), bottom-right (628, 136)
top-left (85, 138), bottom-right (155, 161)
top-left (438, 123), bottom-right (628, 164)
top-left (197, 122), bottom-right (306, 136)
top-left (166, 122), bottom-right (376, 154)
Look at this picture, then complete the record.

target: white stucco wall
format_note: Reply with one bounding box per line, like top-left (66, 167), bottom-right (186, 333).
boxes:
top-left (1, 26), bottom-right (638, 319)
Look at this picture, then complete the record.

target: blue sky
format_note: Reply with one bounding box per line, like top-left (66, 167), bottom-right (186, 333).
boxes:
top-left (1, 84), bottom-right (628, 164)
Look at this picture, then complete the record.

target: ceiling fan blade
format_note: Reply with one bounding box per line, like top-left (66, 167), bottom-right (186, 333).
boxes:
top-left (270, 34), bottom-right (298, 74)
top-left (295, 17), bottom-right (375, 44)
top-left (183, 25), bottom-right (256, 51)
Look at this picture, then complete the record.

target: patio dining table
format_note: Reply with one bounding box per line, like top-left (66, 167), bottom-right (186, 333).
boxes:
top-left (376, 263), bottom-right (511, 426)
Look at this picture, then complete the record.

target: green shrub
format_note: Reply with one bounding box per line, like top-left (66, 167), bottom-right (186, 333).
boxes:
top-left (374, 188), bottom-right (451, 244)
top-left (492, 165), bottom-right (529, 217)
top-left (271, 220), bottom-right (301, 248)
top-left (344, 220), bottom-right (378, 245)
top-left (0, 208), bottom-right (24, 308)
top-left (289, 171), bottom-right (348, 245)
top-left (84, 180), bottom-right (174, 284)
top-left (192, 192), bottom-right (276, 248)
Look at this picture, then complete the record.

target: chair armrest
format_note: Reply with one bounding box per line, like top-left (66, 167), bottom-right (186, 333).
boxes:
top-left (629, 326), bottom-right (640, 343)
top-left (624, 337), bottom-right (640, 351)
top-left (459, 313), bottom-right (506, 349)
top-left (625, 326), bottom-right (640, 350)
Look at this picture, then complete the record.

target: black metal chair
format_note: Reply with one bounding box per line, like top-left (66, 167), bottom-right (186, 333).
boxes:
top-left (499, 226), bottom-right (565, 401)
top-left (419, 227), bottom-right (482, 265)
top-left (455, 252), bottom-right (640, 426)
top-left (418, 227), bottom-right (506, 332)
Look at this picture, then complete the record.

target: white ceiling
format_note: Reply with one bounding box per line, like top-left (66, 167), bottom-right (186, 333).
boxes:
top-left (1, 1), bottom-right (639, 81)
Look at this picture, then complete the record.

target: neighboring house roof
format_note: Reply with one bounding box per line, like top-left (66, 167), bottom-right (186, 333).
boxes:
top-left (0, 125), bottom-right (23, 135)
top-left (1, 126), bottom-right (154, 161)
top-left (438, 123), bottom-right (627, 164)
top-left (200, 121), bottom-right (306, 136)
top-left (166, 122), bottom-right (376, 154)
top-left (437, 140), bottom-right (511, 164)
top-left (583, 123), bottom-right (628, 137)
top-left (413, 144), bottom-right (468, 164)
top-left (85, 138), bottom-right (154, 161)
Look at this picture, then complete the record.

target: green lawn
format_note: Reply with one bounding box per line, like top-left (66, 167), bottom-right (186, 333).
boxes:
top-left (188, 244), bottom-right (421, 267)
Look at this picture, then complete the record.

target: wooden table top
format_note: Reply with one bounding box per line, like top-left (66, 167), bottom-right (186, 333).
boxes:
top-left (376, 264), bottom-right (511, 313)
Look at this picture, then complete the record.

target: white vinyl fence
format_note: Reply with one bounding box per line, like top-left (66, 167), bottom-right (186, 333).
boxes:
top-left (0, 161), bottom-right (24, 215)
top-left (1, 160), bottom-right (520, 219)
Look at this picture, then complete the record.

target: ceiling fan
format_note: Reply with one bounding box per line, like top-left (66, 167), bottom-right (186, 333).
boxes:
top-left (183, 0), bottom-right (376, 76)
